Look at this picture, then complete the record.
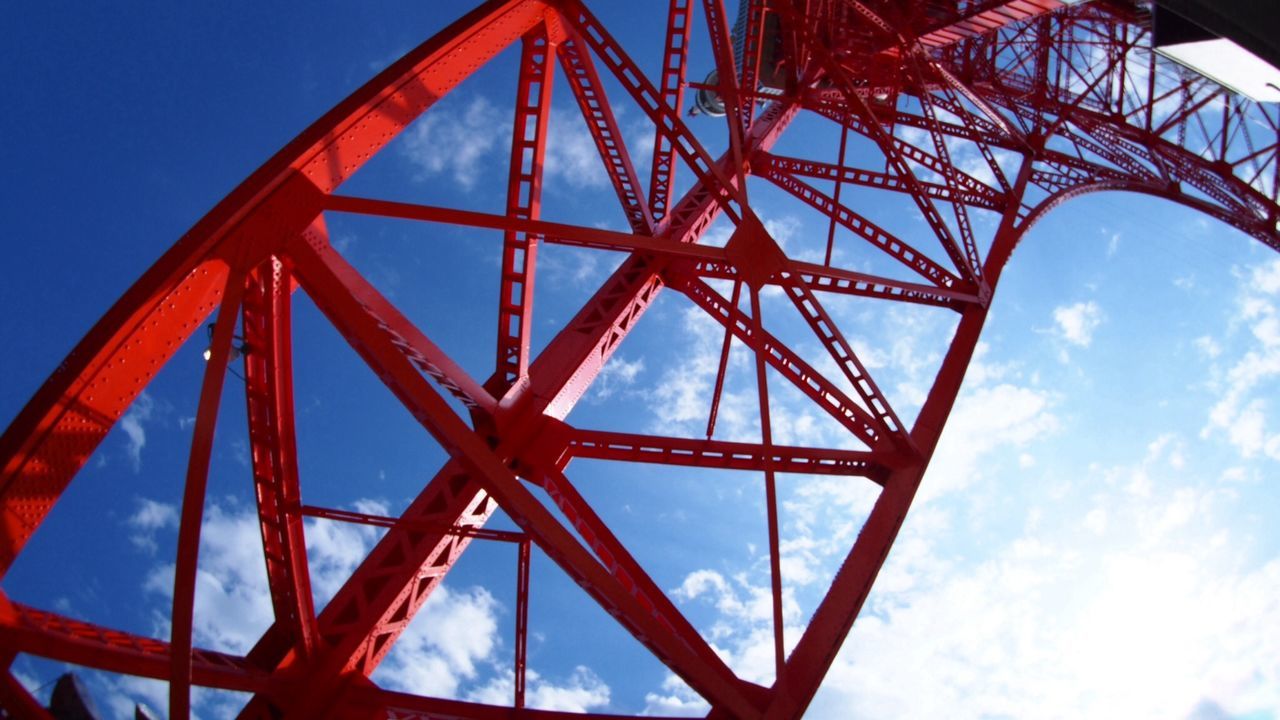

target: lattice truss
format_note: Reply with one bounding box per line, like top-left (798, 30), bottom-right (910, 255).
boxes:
top-left (0, 0), bottom-right (1277, 718)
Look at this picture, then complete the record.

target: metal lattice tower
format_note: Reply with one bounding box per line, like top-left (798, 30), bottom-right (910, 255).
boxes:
top-left (1, 1), bottom-right (1278, 718)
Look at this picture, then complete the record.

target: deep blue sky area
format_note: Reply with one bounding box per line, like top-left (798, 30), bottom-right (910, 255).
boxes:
top-left (2, 3), bottom-right (1279, 719)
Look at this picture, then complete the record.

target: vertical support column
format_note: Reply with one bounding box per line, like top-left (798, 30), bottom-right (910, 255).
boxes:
top-left (496, 28), bottom-right (556, 393)
top-left (824, 119), bottom-right (849, 267)
top-left (649, 0), bottom-right (695, 223)
top-left (749, 288), bottom-right (786, 679)
top-left (241, 257), bottom-right (318, 659)
top-left (702, 0), bottom-right (750, 191)
top-left (514, 538), bottom-right (531, 709)
top-left (170, 267), bottom-right (246, 720)
top-left (706, 279), bottom-right (742, 439)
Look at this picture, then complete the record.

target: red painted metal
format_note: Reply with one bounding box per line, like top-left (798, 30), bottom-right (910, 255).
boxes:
top-left (242, 260), bottom-right (320, 660)
top-left (558, 32), bottom-right (656, 235)
top-left (170, 270), bottom-right (249, 718)
top-left (649, 0), bottom-right (696, 222)
top-left (496, 29), bottom-right (558, 393)
top-left (514, 538), bottom-right (531, 709)
top-left (748, 286), bottom-right (786, 679)
top-left (2, 1), bottom-right (1279, 718)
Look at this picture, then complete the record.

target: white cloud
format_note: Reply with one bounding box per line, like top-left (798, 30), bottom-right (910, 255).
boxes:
top-left (127, 498), bottom-right (178, 553)
top-left (134, 497), bottom-right (512, 714)
top-left (98, 674), bottom-right (248, 720)
top-left (544, 109), bottom-right (610, 190)
top-left (641, 673), bottom-right (709, 716)
top-left (1195, 335), bottom-right (1222, 359)
top-left (302, 498), bottom-right (390, 608)
top-left (648, 309), bottom-right (1062, 703)
top-left (665, 404), bottom-right (1280, 720)
top-left (373, 584), bottom-right (501, 699)
top-left (537, 245), bottom-right (620, 290)
top-left (649, 305), bottom-right (756, 441)
top-left (630, 128), bottom-right (656, 173)
top-left (1052, 301), bottom-right (1104, 348)
top-left (588, 354), bottom-right (645, 402)
top-left (143, 503), bottom-right (275, 655)
top-left (466, 666), bottom-right (611, 712)
top-left (1202, 258), bottom-right (1280, 460)
top-left (402, 96), bottom-right (508, 190)
top-left (120, 391), bottom-right (155, 472)
top-left (399, 94), bottom-right (631, 196)
top-left (1254, 258), bottom-right (1280, 293)
top-left (920, 381), bottom-right (1057, 502)
top-left (101, 675), bottom-right (168, 720)
top-left (807, 475), bottom-right (1280, 720)
top-left (673, 569), bottom-right (800, 627)
top-left (669, 567), bottom-right (803, 684)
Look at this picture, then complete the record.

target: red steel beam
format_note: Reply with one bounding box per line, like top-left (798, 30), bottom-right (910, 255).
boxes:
top-left (916, 0), bottom-right (1062, 49)
top-left (569, 428), bottom-right (889, 479)
top-left (648, 0), bottom-right (695, 222)
top-left (758, 152), bottom-right (1005, 211)
top-left (706, 277), bottom-right (742, 440)
top-left (557, 33), bottom-right (656, 234)
top-left (347, 683), bottom-right (703, 720)
top-left (688, 257), bottom-right (979, 309)
top-left (552, 0), bottom-right (747, 222)
top-left (535, 467), bottom-right (765, 705)
top-left (0, 600), bottom-right (265, 694)
top-left (749, 286), bottom-right (786, 678)
top-left (701, 0), bottom-right (751, 190)
top-left (282, 234), bottom-right (763, 719)
top-left (170, 266), bottom-right (247, 719)
top-left (756, 164), bottom-right (964, 288)
top-left (18, 4), bottom-right (1280, 720)
top-left (240, 258), bottom-right (319, 661)
top-left (298, 504), bottom-right (527, 544)
top-left (249, 101), bottom-right (795, 718)
top-left (777, 274), bottom-right (914, 449)
top-left (513, 539), bottom-right (531, 709)
top-left (495, 29), bottom-right (557, 393)
top-left (0, 669), bottom-right (52, 720)
top-left (906, 57), bottom-right (984, 278)
top-left (806, 102), bottom-right (1007, 209)
top-left (675, 275), bottom-right (887, 449)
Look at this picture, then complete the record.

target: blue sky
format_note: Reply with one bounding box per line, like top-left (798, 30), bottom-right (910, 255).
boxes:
top-left (2, 2), bottom-right (1279, 718)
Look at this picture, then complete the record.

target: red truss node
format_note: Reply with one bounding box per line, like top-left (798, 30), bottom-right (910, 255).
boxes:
top-left (2, 1), bottom-right (1278, 718)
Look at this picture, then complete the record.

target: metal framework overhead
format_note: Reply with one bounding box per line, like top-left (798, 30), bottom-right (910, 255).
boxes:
top-left (1, 0), bottom-right (1278, 718)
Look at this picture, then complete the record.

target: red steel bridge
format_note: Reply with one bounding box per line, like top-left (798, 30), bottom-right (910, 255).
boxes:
top-left (1, 0), bottom-right (1278, 718)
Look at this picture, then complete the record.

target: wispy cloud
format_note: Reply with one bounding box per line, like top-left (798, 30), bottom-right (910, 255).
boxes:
top-left (402, 95), bottom-right (509, 190)
top-left (1202, 258), bottom-right (1280, 459)
top-left (400, 94), bottom-right (635, 196)
top-left (806, 435), bottom-right (1280, 720)
top-left (120, 391), bottom-right (155, 472)
top-left (126, 497), bottom-right (532, 715)
top-left (1052, 300), bottom-right (1104, 348)
top-left (641, 674), bottom-right (708, 716)
top-left (588, 354), bottom-right (645, 403)
top-left (373, 584), bottom-right (501, 699)
top-left (544, 108), bottom-right (610, 190)
top-left (467, 666), bottom-right (611, 712)
top-left (126, 498), bottom-right (178, 554)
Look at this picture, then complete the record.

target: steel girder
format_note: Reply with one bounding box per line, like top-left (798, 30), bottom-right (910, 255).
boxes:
top-left (1, 0), bottom-right (1279, 718)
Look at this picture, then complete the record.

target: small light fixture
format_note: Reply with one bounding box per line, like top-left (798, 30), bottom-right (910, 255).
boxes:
top-left (202, 323), bottom-right (249, 364)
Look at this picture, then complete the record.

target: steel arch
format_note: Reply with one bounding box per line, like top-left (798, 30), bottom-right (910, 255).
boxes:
top-left (2, 1), bottom-right (1279, 718)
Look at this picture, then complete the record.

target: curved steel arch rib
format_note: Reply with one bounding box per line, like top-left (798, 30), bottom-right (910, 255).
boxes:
top-left (0, 1), bottom-right (1277, 719)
